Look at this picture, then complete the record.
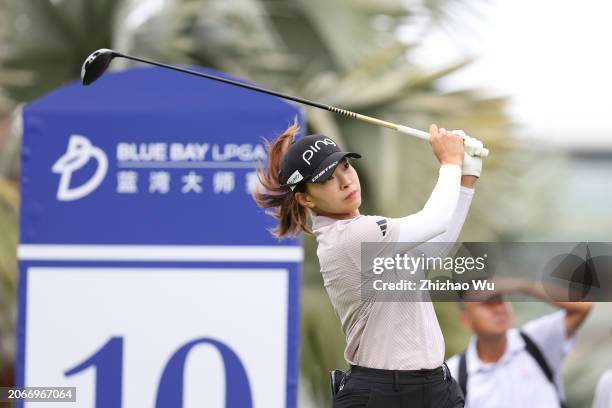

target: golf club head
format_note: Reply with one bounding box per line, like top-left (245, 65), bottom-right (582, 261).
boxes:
top-left (81, 48), bottom-right (117, 85)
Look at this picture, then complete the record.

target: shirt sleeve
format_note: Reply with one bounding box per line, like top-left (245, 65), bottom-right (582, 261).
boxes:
top-left (395, 164), bottom-right (462, 252)
top-left (412, 186), bottom-right (474, 259)
top-left (521, 310), bottom-right (574, 386)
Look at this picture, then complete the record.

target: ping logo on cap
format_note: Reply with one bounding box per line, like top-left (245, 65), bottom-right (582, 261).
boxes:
top-left (302, 138), bottom-right (337, 165)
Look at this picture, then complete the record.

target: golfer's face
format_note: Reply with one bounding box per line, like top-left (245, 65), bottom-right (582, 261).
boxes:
top-left (306, 159), bottom-right (361, 217)
top-left (464, 298), bottom-right (513, 336)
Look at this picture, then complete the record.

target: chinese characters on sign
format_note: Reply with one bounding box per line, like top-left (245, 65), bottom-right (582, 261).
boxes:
top-left (115, 170), bottom-right (258, 194)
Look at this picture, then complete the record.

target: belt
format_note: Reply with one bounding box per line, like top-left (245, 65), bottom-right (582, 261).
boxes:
top-left (348, 363), bottom-right (449, 386)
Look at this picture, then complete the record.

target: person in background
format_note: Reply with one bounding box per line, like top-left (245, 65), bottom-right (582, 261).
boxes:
top-left (446, 278), bottom-right (592, 408)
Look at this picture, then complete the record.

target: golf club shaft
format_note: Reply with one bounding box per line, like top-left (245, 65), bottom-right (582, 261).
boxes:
top-left (114, 53), bottom-right (430, 140)
top-left (109, 51), bottom-right (488, 156)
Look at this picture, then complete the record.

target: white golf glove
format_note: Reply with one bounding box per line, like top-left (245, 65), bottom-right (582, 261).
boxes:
top-left (453, 130), bottom-right (483, 178)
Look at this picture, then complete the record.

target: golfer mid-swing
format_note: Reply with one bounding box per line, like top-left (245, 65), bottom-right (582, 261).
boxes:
top-left (254, 121), bottom-right (483, 407)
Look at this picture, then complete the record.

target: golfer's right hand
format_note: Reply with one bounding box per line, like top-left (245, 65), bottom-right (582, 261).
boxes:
top-left (429, 124), bottom-right (464, 166)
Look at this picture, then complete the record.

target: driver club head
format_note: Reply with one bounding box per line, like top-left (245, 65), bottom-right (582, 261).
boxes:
top-left (81, 48), bottom-right (117, 85)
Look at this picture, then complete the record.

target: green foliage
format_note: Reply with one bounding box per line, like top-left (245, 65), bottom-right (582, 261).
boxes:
top-left (0, 177), bottom-right (18, 370)
top-left (0, 0), bottom-right (124, 101)
top-left (300, 286), bottom-right (346, 404)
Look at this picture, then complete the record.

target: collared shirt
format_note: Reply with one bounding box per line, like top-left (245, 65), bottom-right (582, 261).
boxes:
top-left (447, 311), bottom-right (575, 408)
top-left (312, 183), bottom-right (474, 370)
top-left (312, 213), bottom-right (446, 370)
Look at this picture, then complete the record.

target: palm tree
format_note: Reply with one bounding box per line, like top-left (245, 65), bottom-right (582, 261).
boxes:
top-left (0, 0), bottom-right (124, 101)
top-left (0, 0), bottom-right (531, 405)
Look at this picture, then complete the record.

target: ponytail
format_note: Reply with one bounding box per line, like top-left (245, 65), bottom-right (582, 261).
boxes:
top-left (252, 118), bottom-right (312, 238)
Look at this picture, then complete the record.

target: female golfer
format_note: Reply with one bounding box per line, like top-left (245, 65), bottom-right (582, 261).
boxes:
top-left (254, 120), bottom-right (482, 407)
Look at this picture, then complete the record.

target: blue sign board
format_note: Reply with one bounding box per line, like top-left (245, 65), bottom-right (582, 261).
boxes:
top-left (17, 66), bottom-right (303, 408)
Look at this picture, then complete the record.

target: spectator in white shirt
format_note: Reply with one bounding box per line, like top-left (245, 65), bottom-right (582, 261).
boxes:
top-left (446, 278), bottom-right (592, 408)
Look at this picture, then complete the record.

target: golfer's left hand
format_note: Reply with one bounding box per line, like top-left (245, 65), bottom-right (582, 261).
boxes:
top-left (453, 130), bottom-right (483, 178)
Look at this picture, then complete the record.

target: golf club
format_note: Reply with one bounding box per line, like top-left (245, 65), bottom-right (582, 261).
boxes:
top-left (81, 48), bottom-right (489, 157)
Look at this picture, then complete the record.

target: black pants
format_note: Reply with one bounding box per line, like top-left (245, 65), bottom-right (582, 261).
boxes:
top-left (333, 364), bottom-right (464, 408)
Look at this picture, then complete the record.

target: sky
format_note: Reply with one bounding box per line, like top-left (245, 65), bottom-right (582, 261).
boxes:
top-left (407, 0), bottom-right (612, 149)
